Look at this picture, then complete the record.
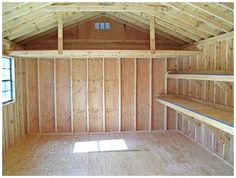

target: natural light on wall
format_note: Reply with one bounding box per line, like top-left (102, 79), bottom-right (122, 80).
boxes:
top-left (73, 139), bottom-right (128, 153)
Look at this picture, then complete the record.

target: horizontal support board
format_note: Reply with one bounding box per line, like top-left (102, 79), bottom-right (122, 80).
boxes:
top-left (157, 95), bottom-right (233, 135)
top-left (9, 50), bottom-right (201, 59)
top-left (167, 73), bottom-right (234, 82)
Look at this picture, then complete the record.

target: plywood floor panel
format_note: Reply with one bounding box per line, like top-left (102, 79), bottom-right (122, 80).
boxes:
top-left (3, 132), bottom-right (233, 176)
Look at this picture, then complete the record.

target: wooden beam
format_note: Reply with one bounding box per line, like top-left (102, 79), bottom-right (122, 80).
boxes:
top-left (53, 58), bottom-right (57, 133)
top-left (103, 58), bottom-right (106, 132)
top-left (163, 2), bottom-right (232, 33)
top-left (189, 3), bottom-right (233, 25)
top-left (149, 58), bottom-right (152, 131)
top-left (149, 16), bottom-right (155, 53)
top-left (37, 59), bottom-right (41, 134)
top-left (115, 12), bottom-right (194, 43)
top-left (3, 3), bottom-right (52, 23)
top-left (13, 12), bottom-right (102, 42)
top-left (70, 58), bottom-right (73, 133)
top-left (44, 3), bottom-right (171, 12)
top-left (86, 58), bottom-right (89, 132)
top-left (9, 50), bottom-right (201, 59)
top-left (57, 13), bottom-right (63, 54)
top-left (118, 58), bottom-right (122, 132)
top-left (134, 58), bottom-right (137, 131)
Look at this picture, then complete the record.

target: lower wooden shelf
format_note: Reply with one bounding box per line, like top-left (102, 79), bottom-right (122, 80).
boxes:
top-left (157, 95), bottom-right (234, 135)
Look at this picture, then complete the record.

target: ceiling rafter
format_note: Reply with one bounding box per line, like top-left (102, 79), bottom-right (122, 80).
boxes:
top-left (14, 12), bottom-right (103, 42)
top-left (188, 2), bottom-right (233, 25)
top-left (106, 12), bottom-right (193, 44)
top-left (102, 13), bottom-right (184, 46)
top-left (163, 2), bottom-right (233, 33)
top-left (3, 3), bottom-right (53, 24)
top-left (119, 12), bottom-right (196, 42)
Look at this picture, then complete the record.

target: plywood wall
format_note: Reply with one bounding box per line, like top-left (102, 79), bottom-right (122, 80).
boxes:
top-left (11, 57), bottom-right (167, 134)
top-left (169, 33), bottom-right (234, 166)
top-left (2, 58), bottom-right (27, 158)
top-left (20, 16), bottom-right (181, 50)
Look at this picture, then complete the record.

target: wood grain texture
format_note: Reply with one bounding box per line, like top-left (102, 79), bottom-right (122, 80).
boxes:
top-left (3, 132), bottom-right (233, 176)
top-left (39, 59), bottom-right (55, 133)
top-left (88, 58), bottom-right (103, 132)
top-left (121, 58), bottom-right (135, 131)
top-left (27, 58), bottom-right (39, 133)
top-left (56, 59), bottom-right (71, 132)
top-left (105, 58), bottom-right (119, 132)
top-left (137, 58), bottom-right (150, 131)
top-left (152, 59), bottom-right (166, 130)
top-left (72, 59), bottom-right (87, 132)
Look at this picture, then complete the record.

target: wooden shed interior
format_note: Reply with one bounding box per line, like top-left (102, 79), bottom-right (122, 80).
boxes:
top-left (2, 2), bottom-right (235, 176)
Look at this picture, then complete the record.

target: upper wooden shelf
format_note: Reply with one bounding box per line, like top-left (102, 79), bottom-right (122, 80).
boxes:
top-left (167, 70), bottom-right (234, 82)
top-left (8, 50), bottom-right (201, 59)
top-left (157, 95), bottom-right (234, 135)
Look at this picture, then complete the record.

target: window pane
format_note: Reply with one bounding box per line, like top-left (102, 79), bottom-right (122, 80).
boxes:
top-left (2, 58), bottom-right (10, 69)
top-left (95, 22), bottom-right (100, 29)
top-left (105, 22), bottom-right (110, 29)
top-left (100, 23), bottom-right (105, 29)
top-left (2, 81), bottom-right (11, 91)
top-left (2, 69), bottom-right (11, 80)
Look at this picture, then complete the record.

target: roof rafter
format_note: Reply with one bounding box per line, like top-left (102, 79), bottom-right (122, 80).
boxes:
top-left (188, 2), bottom-right (233, 25)
top-left (163, 2), bottom-right (233, 33)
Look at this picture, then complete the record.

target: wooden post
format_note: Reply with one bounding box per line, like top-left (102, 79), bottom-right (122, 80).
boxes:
top-left (37, 58), bottom-right (41, 134)
top-left (119, 58), bottom-right (122, 132)
top-left (164, 58), bottom-right (167, 130)
top-left (150, 16), bottom-right (155, 54)
top-left (103, 58), bottom-right (106, 132)
top-left (134, 58), bottom-right (137, 131)
top-left (58, 13), bottom-right (63, 54)
top-left (25, 60), bottom-right (30, 134)
top-left (149, 58), bottom-right (152, 131)
top-left (54, 58), bottom-right (57, 133)
top-left (86, 58), bottom-right (89, 132)
top-left (70, 58), bottom-right (73, 133)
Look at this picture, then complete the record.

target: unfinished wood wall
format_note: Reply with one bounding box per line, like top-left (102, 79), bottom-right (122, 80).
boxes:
top-left (167, 33), bottom-right (234, 166)
top-left (20, 16), bottom-right (181, 50)
top-left (2, 58), bottom-right (27, 158)
top-left (11, 57), bottom-right (168, 134)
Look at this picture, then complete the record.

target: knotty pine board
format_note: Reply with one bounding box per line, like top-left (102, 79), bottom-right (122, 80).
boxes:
top-left (152, 59), bottom-right (165, 130)
top-left (121, 58), bottom-right (135, 131)
top-left (56, 59), bottom-right (71, 133)
top-left (105, 58), bottom-right (119, 132)
top-left (136, 58), bottom-right (150, 131)
top-left (27, 58), bottom-right (39, 133)
top-left (39, 59), bottom-right (55, 133)
top-left (88, 58), bottom-right (103, 132)
top-left (72, 59), bottom-right (87, 132)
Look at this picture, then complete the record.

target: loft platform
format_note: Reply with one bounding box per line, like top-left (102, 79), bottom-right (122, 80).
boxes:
top-left (157, 95), bottom-right (234, 135)
top-left (8, 50), bottom-right (201, 59)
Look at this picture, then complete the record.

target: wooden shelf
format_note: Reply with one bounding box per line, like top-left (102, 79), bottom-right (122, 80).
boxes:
top-left (157, 95), bottom-right (234, 135)
top-left (167, 71), bottom-right (234, 82)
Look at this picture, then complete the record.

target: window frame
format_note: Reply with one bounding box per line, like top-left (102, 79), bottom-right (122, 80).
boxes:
top-left (2, 56), bottom-right (15, 106)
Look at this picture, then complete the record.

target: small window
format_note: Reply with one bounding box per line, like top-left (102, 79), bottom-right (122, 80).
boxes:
top-left (2, 57), bottom-right (14, 105)
top-left (100, 23), bottom-right (105, 29)
top-left (94, 22), bottom-right (110, 30)
top-left (95, 22), bottom-right (100, 29)
top-left (105, 22), bottom-right (110, 29)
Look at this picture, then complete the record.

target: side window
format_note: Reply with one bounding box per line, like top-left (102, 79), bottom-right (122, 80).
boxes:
top-left (2, 57), bottom-right (14, 104)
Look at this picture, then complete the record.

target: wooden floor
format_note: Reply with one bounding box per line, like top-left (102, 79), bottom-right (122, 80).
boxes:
top-left (3, 131), bottom-right (233, 176)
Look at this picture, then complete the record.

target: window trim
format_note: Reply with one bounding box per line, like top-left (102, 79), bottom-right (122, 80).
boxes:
top-left (2, 56), bottom-right (15, 106)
